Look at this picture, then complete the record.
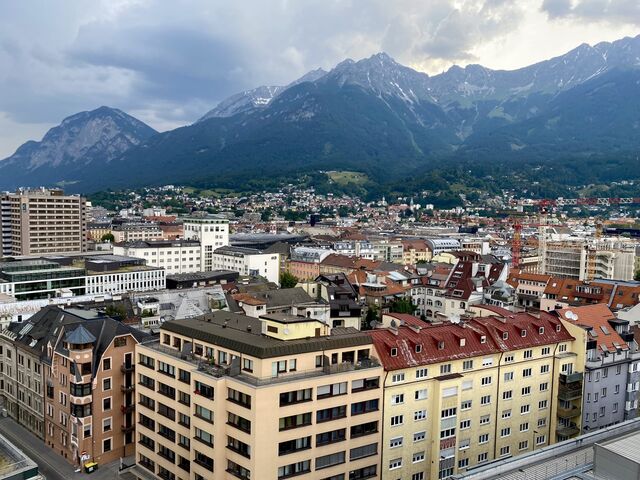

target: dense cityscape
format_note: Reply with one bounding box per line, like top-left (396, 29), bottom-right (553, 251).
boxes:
top-left (1, 3), bottom-right (640, 480)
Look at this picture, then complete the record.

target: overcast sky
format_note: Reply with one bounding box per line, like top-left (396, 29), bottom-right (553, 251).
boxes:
top-left (0, 0), bottom-right (638, 158)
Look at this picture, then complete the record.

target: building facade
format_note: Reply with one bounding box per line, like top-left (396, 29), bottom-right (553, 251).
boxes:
top-left (212, 246), bottom-right (280, 284)
top-left (114, 240), bottom-right (202, 274)
top-left (0, 188), bottom-right (87, 258)
top-left (368, 310), bottom-right (584, 480)
top-left (130, 311), bottom-right (383, 480)
top-left (183, 216), bottom-right (229, 271)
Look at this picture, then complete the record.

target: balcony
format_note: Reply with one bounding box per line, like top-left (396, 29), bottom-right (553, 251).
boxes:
top-left (558, 386), bottom-right (582, 401)
top-left (557, 404), bottom-right (581, 419)
top-left (556, 423), bottom-right (580, 437)
top-left (121, 363), bottom-right (135, 373)
top-left (121, 404), bottom-right (135, 414)
top-left (121, 384), bottom-right (135, 393)
top-left (560, 372), bottom-right (583, 384)
top-left (121, 424), bottom-right (135, 433)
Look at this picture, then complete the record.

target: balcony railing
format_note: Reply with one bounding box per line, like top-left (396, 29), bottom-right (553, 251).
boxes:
top-left (556, 423), bottom-right (580, 437)
top-left (560, 372), bottom-right (583, 384)
top-left (558, 386), bottom-right (582, 401)
top-left (121, 384), bottom-right (135, 393)
top-left (121, 363), bottom-right (135, 373)
top-left (557, 405), bottom-right (581, 419)
top-left (121, 424), bottom-right (134, 433)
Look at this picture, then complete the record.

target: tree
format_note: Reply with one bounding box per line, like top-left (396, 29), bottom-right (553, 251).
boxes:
top-left (280, 271), bottom-right (299, 289)
top-left (101, 232), bottom-right (115, 243)
top-left (635, 270), bottom-right (640, 282)
top-left (105, 304), bottom-right (126, 321)
top-left (362, 306), bottom-right (379, 330)
top-left (389, 297), bottom-right (417, 314)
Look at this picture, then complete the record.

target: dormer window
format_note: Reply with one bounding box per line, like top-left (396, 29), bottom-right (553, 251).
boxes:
top-left (521, 329), bottom-right (527, 337)
top-left (556, 324), bottom-right (561, 332)
top-left (480, 336), bottom-right (486, 344)
top-left (415, 344), bottom-right (422, 353)
top-left (460, 338), bottom-right (466, 347)
top-left (538, 327), bottom-right (544, 334)
top-left (391, 348), bottom-right (398, 357)
top-left (438, 341), bottom-right (445, 350)
top-left (502, 332), bottom-right (508, 340)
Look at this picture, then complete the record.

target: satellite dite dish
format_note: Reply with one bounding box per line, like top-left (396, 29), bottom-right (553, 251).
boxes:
top-left (283, 328), bottom-right (290, 335)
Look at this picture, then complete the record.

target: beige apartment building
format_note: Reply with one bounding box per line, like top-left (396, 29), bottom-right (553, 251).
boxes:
top-left (0, 188), bottom-right (87, 257)
top-left (368, 310), bottom-right (586, 480)
top-left (130, 311), bottom-right (383, 480)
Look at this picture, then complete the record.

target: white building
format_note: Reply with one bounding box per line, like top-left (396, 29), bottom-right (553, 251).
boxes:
top-left (212, 246), bottom-right (280, 284)
top-left (183, 215), bottom-right (229, 271)
top-left (113, 239), bottom-right (202, 274)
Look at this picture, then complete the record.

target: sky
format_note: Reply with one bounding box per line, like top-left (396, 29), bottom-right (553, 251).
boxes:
top-left (0, 0), bottom-right (638, 158)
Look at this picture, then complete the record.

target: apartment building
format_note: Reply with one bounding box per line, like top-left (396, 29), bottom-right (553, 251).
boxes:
top-left (299, 273), bottom-right (363, 330)
top-left (0, 305), bottom-right (149, 467)
top-left (183, 216), bottom-right (229, 271)
top-left (507, 272), bottom-right (552, 309)
top-left (556, 304), bottom-right (640, 431)
top-left (130, 311), bottom-right (383, 480)
top-left (401, 240), bottom-right (431, 265)
top-left (368, 309), bottom-right (584, 480)
top-left (212, 246), bottom-right (280, 284)
top-left (114, 240), bottom-right (202, 274)
top-left (0, 188), bottom-right (87, 257)
top-left (287, 247), bottom-right (333, 281)
top-left (112, 223), bottom-right (163, 243)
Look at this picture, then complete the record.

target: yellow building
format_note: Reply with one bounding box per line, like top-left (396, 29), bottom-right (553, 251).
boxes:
top-left (368, 310), bottom-right (585, 480)
top-left (130, 311), bottom-right (384, 480)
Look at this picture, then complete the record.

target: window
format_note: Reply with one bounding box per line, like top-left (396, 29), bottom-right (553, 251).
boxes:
top-left (351, 421), bottom-right (378, 439)
top-left (389, 437), bottom-right (403, 448)
top-left (391, 394), bottom-right (404, 405)
top-left (280, 388), bottom-right (312, 406)
top-left (458, 459), bottom-right (469, 469)
top-left (195, 404), bottom-right (213, 422)
top-left (505, 354), bottom-right (514, 363)
top-left (501, 427), bottom-right (511, 437)
top-left (520, 422), bottom-right (529, 432)
top-left (102, 358), bottom-right (111, 371)
top-left (318, 382), bottom-right (347, 399)
top-left (103, 417), bottom-right (112, 432)
top-left (414, 473), bottom-right (426, 480)
top-left (351, 399), bottom-right (379, 415)
top-left (461, 400), bottom-right (472, 410)
top-left (103, 397), bottom-right (111, 411)
top-left (316, 451), bottom-right (346, 470)
top-left (459, 439), bottom-right (470, 450)
top-left (503, 390), bottom-right (513, 400)
top-left (536, 434), bottom-right (546, 445)
top-left (541, 364), bottom-right (550, 374)
top-left (522, 386), bottom-right (531, 395)
top-left (441, 407), bottom-right (456, 418)
top-left (350, 443), bottom-right (378, 461)
top-left (317, 405), bottom-right (347, 423)
top-left (102, 378), bottom-right (111, 391)
top-left (440, 364), bottom-right (452, 375)
top-left (478, 452), bottom-right (488, 463)
top-left (416, 368), bottom-right (428, 378)
top-left (521, 405), bottom-right (530, 415)
top-left (390, 415), bottom-right (404, 427)
top-left (523, 368), bottom-right (532, 378)
top-left (414, 410), bottom-right (427, 421)
top-left (415, 389), bottom-right (427, 400)
top-left (279, 412), bottom-right (311, 431)
top-left (481, 395), bottom-right (491, 405)
top-left (413, 431), bottom-right (426, 442)
top-left (504, 371), bottom-right (514, 382)
top-left (480, 415), bottom-right (490, 425)
top-left (412, 451), bottom-right (425, 463)
top-left (478, 433), bottom-right (489, 444)
top-left (228, 388), bottom-right (251, 409)
top-left (540, 382), bottom-right (549, 392)
top-left (542, 346), bottom-right (550, 355)
top-left (500, 446), bottom-right (511, 456)
top-left (602, 387), bottom-right (607, 397)
top-left (463, 360), bottom-right (473, 370)
top-left (460, 419), bottom-right (471, 429)
top-left (103, 438), bottom-right (112, 453)
top-left (539, 400), bottom-right (548, 409)
top-left (481, 376), bottom-right (492, 386)
top-left (195, 428), bottom-right (213, 446)
top-left (316, 429), bottom-right (346, 446)
top-left (519, 440), bottom-right (528, 450)
top-left (392, 373), bottom-right (405, 383)
top-left (440, 428), bottom-right (456, 439)
top-left (389, 458), bottom-right (402, 470)
top-left (390, 348), bottom-right (398, 357)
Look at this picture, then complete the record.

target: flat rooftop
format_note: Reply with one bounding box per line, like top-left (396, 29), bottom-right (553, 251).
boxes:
top-left (161, 311), bottom-right (372, 359)
top-left (0, 431), bottom-right (40, 479)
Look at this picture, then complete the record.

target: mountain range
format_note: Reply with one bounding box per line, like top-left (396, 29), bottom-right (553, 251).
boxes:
top-left (1, 35), bottom-right (640, 193)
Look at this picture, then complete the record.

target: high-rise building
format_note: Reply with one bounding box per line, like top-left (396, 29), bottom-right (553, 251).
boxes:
top-left (0, 188), bottom-right (87, 257)
top-left (183, 216), bottom-right (229, 271)
top-left (130, 311), bottom-right (383, 480)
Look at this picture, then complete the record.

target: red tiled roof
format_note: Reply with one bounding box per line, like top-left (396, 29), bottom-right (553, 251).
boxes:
top-left (369, 311), bottom-right (573, 371)
top-left (556, 304), bottom-right (629, 353)
top-left (232, 293), bottom-right (267, 306)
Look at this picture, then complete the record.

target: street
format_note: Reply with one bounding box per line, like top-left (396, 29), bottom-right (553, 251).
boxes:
top-left (0, 416), bottom-right (123, 480)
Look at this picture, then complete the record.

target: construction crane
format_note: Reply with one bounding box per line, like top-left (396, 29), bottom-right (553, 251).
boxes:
top-left (515, 196), bottom-right (640, 277)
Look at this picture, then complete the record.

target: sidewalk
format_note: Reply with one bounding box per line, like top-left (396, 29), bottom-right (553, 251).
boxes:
top-left (0, 416), bottom-right (124, 480)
